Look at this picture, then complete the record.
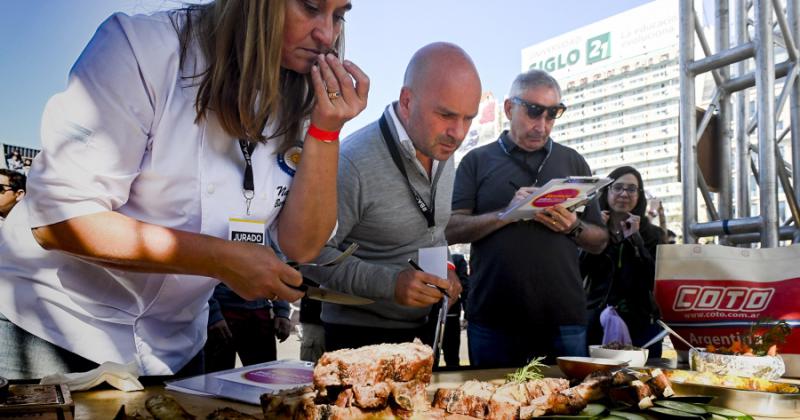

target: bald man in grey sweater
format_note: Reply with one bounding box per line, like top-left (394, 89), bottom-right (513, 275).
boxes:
top-left (302, 42), bottom-right (482, 351)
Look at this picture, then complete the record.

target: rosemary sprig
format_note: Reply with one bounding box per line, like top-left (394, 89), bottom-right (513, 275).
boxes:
top-left (506, 356), bottom-right (547, 383)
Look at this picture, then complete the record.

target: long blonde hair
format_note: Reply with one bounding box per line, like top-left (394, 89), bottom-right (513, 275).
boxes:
top-left (174, 0), bottom-right (343, 150)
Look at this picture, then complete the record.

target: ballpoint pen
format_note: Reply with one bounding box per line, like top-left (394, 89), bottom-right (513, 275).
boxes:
top-left (407, 259), bottom-right (449, 296)
top-left (407, 258), bottom-right (423, 271)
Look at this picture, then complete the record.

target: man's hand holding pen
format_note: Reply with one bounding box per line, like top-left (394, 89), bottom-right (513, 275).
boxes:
top-left (395, 260), bottom-right (460, 308)
top-left (509, 185), bottom-right (538, 208)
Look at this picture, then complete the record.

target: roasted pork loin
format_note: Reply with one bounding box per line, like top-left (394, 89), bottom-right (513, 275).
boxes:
top-left (264, 341), bottom-right (436, 419)
top-left (313, 340), bottom-right (433, 392)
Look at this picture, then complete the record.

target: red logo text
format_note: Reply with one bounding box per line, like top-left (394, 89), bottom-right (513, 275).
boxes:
top-left (672, 286), bottom-right (774, 312)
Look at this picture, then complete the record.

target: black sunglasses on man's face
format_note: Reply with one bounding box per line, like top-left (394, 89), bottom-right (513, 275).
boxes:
top-left (511, 97), bottom-right (567, 120)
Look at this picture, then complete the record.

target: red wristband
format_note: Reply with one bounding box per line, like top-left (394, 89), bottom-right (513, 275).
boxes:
top-left (447, 261), bottom-right (456, 271)
top-left (308, 124), bottom-right (340, 142)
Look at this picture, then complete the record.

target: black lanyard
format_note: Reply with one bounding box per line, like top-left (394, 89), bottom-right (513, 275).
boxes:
top-left (379, 115), bottom-right (436, 228)
top-left (239, 139), bottom-right (257, 215)
top-left (497, 134), bottom-right (552, 186)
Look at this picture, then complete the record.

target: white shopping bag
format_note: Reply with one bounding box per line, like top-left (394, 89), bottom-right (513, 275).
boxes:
top-left (654, 244), bottom-right (800, 377)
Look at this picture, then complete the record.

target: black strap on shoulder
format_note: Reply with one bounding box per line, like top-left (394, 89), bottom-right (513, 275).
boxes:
top-left (238, 139), bottom-right (257, 214)
top-left (238, 140), bottom-right (257, 194)
top-left (379, 114), bottom-right (435, 228)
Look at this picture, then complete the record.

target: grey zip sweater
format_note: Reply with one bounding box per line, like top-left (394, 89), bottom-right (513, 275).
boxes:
top-left (302, 104), bottom-right (454, 329)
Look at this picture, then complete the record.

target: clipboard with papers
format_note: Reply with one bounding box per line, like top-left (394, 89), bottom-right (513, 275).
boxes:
top-left (498, 176), bottom-right (612, 222)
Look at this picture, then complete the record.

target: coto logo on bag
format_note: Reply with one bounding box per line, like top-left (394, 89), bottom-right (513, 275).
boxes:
top-left (672, 285), bottom-right (775, 312)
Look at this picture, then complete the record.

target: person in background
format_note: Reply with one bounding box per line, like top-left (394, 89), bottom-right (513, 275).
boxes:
top-left (647, 196), bottom-right (668, 242)
top-left (0, 169), bottom-right (26, 227)
top-left (298, 280), bottom-right (325, 363)
top-left (581, 166), bottom-right (665, 357)
top-left (302, 42), bottom-right (480, 351)
top-left (204, 284), bottom-right (292, 372)
top-left (0, 0), bottom-right (368, 379)
top-left (6, 151), bottom-right (23, 173)
top-left (666, 229), bottom-right (677, 244)
top-left (446, 69), bottom-right (608, 367)
top-left (22, 158), bottom-right (33, 176)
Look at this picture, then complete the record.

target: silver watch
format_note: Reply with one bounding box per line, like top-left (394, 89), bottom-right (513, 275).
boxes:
top-left (566, 221), bottom-right (584, 239)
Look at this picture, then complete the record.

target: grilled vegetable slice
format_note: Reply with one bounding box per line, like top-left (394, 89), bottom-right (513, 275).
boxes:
top-left (579, 403), bottom-right (607, 417)
top-left (648, 407), bottom-right (703, 419)
top-left (609, 411), bottom-right (648, 420)
top-left (698, 404), bottom-right (753, 420)
top-left (653, 400), bottom-right (707, 415)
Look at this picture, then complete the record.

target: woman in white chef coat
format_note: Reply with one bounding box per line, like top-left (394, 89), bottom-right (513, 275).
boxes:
top-left (0, 0), bottom-right (368, 379)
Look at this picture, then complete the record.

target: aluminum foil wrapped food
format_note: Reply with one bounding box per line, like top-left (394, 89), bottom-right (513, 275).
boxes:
top-left (689, 348), bottom-right (785, 379)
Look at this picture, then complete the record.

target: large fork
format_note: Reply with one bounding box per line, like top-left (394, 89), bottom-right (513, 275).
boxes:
top-left (288, 242), bottom-right (359, 269)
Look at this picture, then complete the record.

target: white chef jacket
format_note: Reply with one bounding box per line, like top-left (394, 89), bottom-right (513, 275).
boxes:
top-left (0, 12), bottom-right (303, 375)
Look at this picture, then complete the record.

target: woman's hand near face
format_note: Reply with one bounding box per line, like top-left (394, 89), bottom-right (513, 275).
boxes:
top-left (278, 3), bottom-right (365, 260)
top-left (278, 54), bottom-right (369, 261)
top-left (309, 54), bottom-right (370, 131)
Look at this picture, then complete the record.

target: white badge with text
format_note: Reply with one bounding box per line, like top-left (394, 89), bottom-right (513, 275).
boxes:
top-left (228, 217), bottom-right (267, 245)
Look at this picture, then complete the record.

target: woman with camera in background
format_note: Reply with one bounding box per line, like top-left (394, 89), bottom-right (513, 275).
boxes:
top-left (581, 166), bottom-right (665, 357)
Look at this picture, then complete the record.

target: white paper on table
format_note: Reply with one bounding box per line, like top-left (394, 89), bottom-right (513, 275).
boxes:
top-left (164, 359), bottom-right (313, 404)
top-left (214, 360), bottom-right (314, 390)
top-left (163, 383), bottom-right (215, 397)
top-left (418, 246), bottom-right (447, 279)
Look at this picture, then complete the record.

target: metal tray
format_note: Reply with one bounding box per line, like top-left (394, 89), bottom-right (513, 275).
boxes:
top-left (671, 381), bottom-right (800, 418)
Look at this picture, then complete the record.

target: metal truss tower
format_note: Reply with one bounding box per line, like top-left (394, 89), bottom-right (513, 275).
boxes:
top-left (680, 0), bottom-right (800, 246)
